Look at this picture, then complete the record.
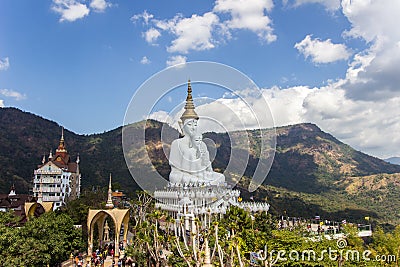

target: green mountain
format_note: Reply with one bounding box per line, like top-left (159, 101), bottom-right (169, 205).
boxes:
top-left (1, 107), bottom-right (400, 225)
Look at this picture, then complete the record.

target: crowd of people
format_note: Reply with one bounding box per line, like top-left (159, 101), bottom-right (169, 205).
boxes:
top-left (89, 243), bottom-right (134, 267)
top-left (72, 242), bottom-right (134, 267)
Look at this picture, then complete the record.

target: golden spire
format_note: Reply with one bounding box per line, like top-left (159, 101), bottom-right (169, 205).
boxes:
top-left (180, 80), bottom-right (199, 123)
top-left (56, 127), bottom-right (67, 153)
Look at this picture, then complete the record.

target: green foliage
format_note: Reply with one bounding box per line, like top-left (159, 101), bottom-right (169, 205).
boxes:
top-left (221, 205), bottom-right (253, 231)
top-left (0, 210), bottom-right (19, 225)
top-left (0, 211), bottom-right (84, 267)
top-left (120, 194), bottom-right (400, 267)
top-left (369, 226), bottom-right (400, 266)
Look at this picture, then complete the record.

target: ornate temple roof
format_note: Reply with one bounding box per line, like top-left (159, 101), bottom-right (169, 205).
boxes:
top-left (37, 127), bottom-right (79, 173)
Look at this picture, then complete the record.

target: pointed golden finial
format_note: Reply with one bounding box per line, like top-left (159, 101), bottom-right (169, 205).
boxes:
top-left (180, 79), bottom-right (199, 123)
top-left (56, 127), bottom-right (67, 152)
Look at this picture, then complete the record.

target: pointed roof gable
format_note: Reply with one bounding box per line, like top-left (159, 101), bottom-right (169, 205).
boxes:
top-left (35, 161), bottom-right (63, 174)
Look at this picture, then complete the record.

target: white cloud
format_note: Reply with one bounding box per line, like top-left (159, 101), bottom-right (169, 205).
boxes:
top-left (261, 84), bottom-right (400, 158)
top-left (140, 56), bottom-right (151, 65)
top-left (0, 89), bottom-right (26, 101)
top-left (166, 55), bottom-right (187, 67)
top-left (90, 0), bottom-right (111, 13)
top-left (134, 1), bottom-right (278, 54)
top-left (162, 12), bottom-right (220, 54)
top-left (131, 10), bottom-right (154, 25)
top-left (148, 110), bottom-right (175, 125)
top-left (133, 11), bottom-right (221, 53)
top-left (143, 28), bottom-right (161, 44)
top-left (302, 87), bottom-right (400, 158)
top-left (213, 0), bottom-right (276, 43)
top-left (0, 100), bottom-right (4, 107)
top-left (52, 0), bottom-right (90, 22)
top-left (261, 86), bottom-right (314, 126)
top-left (340, 0), bottom-right (400, 101)
top-left (295, 35), bottom-right (352, 64)
top-left (0, 57), bottom-right (10, 71)
top-left (342, 0), bottom-right (400, 43)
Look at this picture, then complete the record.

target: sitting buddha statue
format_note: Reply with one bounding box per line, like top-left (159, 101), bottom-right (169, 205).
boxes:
top-left (168, 81), bottom-right (225, 186)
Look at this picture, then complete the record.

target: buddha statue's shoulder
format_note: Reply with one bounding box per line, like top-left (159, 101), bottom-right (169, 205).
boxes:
top-left (171, 138), bottom-right (181, 145)
top-left (169, 138), bottom-right (184, 164)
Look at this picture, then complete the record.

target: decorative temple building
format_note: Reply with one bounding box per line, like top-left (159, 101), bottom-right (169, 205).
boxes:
top-left (0, 184), bottom-right (54, 223)
top-left (154, 81), bottom-right (270, 235)
top-left (0, 185), bottom-right (36, 216)
top-left (32, 128), bottom-right (81, 210)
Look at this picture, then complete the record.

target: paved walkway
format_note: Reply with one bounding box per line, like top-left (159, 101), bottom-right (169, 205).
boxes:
top-left (103, 256), bottom-right (114, 267)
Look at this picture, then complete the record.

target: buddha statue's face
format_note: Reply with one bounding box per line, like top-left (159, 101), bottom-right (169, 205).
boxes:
top-left (182, 118), bottom-right (198, 137)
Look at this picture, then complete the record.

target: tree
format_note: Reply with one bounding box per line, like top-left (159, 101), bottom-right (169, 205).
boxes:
top-left (0, 211), bottom-right (84, 267)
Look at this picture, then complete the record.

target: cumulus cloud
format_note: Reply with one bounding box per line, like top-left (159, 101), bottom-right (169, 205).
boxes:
top-left (302, 87), bottom-right (400, 158)
top-left (213, 0), bottom-right (276, 42)
top-left (0, 100), bottom-right (4, 107)
top-left (52, 0), bottom-right (90, 22)
top-left (133, 0), bottom-right (278, 54)
top-left (262, 83), bottom-right (400, 159)
top-left (143, 28), bottom-right (161, 44)
top-left (261, 86), bottom-right (314, 125)
top-left (0, 89), bottom-right (27, 101)
top-left (140, 56), bottom-right (151, 65)
top-left (0, 57), bottom-right (10, 71)
top-left (160, 12), bottom-right (220, 53)
top-left (134, 11), bottom-right (221, 53)
top-left (166, 55), bottom-right (187, 67)
top-left (342, 0), bottom-right (400, 43)
top-left (341, 0), bottom-right (400, 101)
top-left (51, 0), bottom-right (111, 21)
top-left (148, 110), bottom-right (175, 125)
top-left (90, 0), bottom-right (111, 13)
top-left (295, 35), bottom-right (352, 64)
top-left (262, 84), bottom-right (400, 158)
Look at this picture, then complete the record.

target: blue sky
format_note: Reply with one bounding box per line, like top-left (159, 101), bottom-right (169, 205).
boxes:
top-left (1, 0), bottom-right (400, 159)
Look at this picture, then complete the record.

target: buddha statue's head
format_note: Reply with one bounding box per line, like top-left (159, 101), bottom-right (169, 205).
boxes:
top-left (181, 118), bottom-right (198, 137)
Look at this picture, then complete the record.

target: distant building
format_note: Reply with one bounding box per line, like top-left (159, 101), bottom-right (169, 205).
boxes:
top-left (0, 185), bottom-right (47, 223)
top-left (32, 128), bottom-right (81, 210)
top-left (0, 185), bottom-right (34, 214)
top-left (112, 189), bottom-right (129, 208)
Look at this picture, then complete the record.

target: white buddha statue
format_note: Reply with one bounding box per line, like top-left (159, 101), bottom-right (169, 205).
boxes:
top-left (169, 81), bottom-right (225, 186)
